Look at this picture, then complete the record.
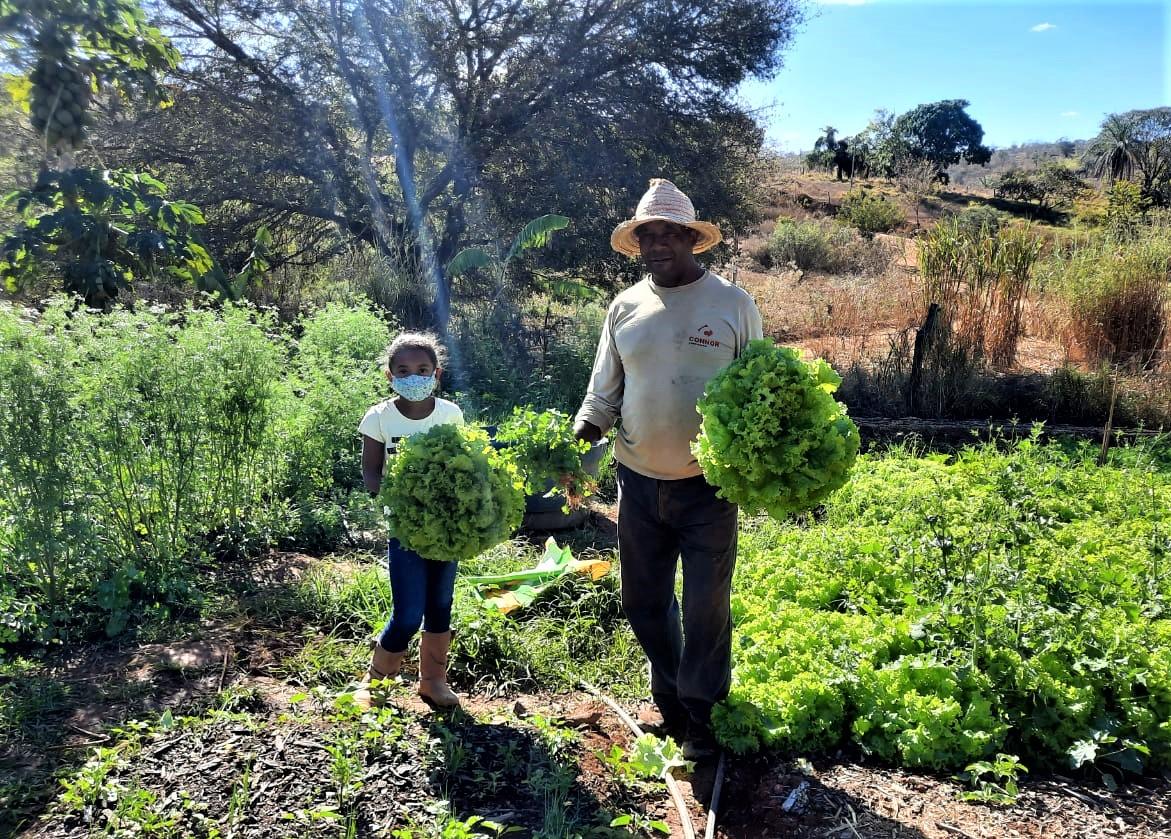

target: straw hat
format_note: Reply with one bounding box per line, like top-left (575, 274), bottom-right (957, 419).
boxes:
top-left (610, 179), bottom-right (723, 258)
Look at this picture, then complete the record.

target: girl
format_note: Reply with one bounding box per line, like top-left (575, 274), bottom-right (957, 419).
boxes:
top-left (353, 332), bottom-right (464, 710)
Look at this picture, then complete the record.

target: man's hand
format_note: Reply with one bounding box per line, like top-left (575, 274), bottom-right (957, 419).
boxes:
top-left (573, 419), bottom-right (603, 444)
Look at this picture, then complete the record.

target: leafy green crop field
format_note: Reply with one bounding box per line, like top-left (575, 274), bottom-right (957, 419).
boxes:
top-left (716, 435), bottom-right (1171, 779)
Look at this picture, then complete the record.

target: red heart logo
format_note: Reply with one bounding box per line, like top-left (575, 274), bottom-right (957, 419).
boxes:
top-left (703, 330), bottom-right (713, 337)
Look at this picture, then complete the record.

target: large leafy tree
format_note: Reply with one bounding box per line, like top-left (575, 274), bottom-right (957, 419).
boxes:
top-left (893, 99), bottom-right (991, 172)
top-left (116, 0), bottom-right (801, 326)
top-left (1084, 107), bottom-right (1171, 206)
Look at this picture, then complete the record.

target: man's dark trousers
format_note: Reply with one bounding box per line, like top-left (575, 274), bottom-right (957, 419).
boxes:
top-left (616, 462), bottom-right (738, 729)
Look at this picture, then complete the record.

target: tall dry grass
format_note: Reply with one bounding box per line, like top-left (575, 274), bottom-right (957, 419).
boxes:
top-left (918, 217), bottom-right (1042, 370)
top-left (1035, 224), bottom-right (1170, 371)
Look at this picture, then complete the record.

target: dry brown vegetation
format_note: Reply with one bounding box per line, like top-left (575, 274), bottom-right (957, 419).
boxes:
top-left (728, 173), bottom-right (1171, 426)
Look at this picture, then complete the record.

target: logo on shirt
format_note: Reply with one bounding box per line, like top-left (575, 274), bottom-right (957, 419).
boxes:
top-left (689, 324), bottom-right (721, 349)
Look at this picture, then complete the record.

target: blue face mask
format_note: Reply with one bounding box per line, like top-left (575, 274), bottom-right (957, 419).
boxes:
top-left (391, 374), bottom-right (437, 402)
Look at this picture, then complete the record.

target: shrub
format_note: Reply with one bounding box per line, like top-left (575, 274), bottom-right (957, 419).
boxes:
top-left (0, 299), bottom-right (398, 643)
top-left (290, 310), bottom-right (388, 473)
top-left (919, 216), bottom-right (1041, 371)
top-left (769, 219), bottom-right (840, 270)
top-left (0, 308), bottom-right (96, 641)
top-left (768, 218), bottom-right (891, 275)
top-left (282, 303), bottom-right (393, 548)
top-left (452, 293), bottom-right (603, 421)
top-left (1038, 225), bottom-right (1170, 369)
top-left (743, 234), bottom-right (774, 268)
top-left (838, 189), bottom-right (906, 234)
top-left (949, 204), bottom-right (1006, 239)
top-left (1105, 180), bottom-right (1151, 240)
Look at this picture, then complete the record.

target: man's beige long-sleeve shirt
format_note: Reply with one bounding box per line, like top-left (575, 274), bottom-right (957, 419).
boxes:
top-left (575, 270), bottom-right (764, 480)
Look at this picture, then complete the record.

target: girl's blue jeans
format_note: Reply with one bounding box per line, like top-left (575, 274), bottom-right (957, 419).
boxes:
top-left (377, 538), bottom-right (459, 653)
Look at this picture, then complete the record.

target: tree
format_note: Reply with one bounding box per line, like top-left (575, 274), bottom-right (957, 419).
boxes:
top-left (1084, 108), bottom-right (1171, 206)
top-left (992, 168), bottom-right (1040, 204)
top-left (0, 0), bottom-right (224, 306)
top-left (832, 140), bottom-right (865, 181)
top-left (113, 0), bottom-right (803, 328)
top-left (992, 162), bottom-right (1086, 213)
top-left (1, 0), bottom-right (177, 157)
top-left (1032, 163), bottom-right (1087, 211)
top-left (806, 125), bottom-right (837, 174)
top-left (3, 168), bottom-right (214, 303)
top-left (894, 99), bottom-right (992, 172)
top-left (853, 109), bottom-right (908, 178)
top-left (895, 157), bottom-right (938, 229)
top-left (815, 126), bottom-right (838, 153)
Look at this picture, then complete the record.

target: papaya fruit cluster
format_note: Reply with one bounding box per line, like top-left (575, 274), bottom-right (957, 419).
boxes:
top-left (29, 30), bottom-right (92, 149)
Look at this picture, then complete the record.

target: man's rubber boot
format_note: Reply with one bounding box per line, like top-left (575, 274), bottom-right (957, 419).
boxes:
top-left (352, 643), bottom-right (405, 711)
top-left (682, 719), bottom-right (720, 762)
top-left (418, 630), bottom-right (461, 708)
top-left (637, 698), bottom-right (688, 740)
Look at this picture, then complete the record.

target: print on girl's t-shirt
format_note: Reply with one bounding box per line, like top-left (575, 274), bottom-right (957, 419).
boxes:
top-left (358, 397), bottom-right (464, 475)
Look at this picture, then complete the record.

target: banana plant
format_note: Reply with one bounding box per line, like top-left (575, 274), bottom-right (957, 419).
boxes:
top-left (446, 214), bottom-right (597, 301)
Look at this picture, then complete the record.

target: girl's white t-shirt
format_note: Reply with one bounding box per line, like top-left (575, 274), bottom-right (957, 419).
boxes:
top-left (358, 397), bottom-right (464, 470)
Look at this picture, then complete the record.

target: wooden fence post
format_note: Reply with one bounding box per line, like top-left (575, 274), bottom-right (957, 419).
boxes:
top-left (907, 302), bottom-right (941, 416)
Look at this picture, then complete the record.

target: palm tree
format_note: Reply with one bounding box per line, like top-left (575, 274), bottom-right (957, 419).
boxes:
top-left (1085, 109), bottom-right (1171, 205)
top-left (1084, 114), bottom-right (1142, 184)
top-left (810, 126), bottom-right (837, 174)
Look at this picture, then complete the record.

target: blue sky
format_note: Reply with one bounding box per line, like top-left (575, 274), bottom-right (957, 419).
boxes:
top-left (738, 0), bottom-right (1168, 152)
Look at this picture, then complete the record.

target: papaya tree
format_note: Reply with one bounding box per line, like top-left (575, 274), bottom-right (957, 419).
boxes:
top-left (0, 0), bottom-right (232, 306)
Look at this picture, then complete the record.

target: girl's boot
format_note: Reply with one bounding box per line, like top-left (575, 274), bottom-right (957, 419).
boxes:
top-left (352, 642), bottom-right (406, 711)
top-left (418, 630), bottom-right (460, 708)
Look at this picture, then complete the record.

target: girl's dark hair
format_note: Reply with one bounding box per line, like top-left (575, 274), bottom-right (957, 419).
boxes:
top-left (382, 331), bottom-right (448, 371)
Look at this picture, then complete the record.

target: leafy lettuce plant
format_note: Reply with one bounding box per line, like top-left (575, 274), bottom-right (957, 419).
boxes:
top-left (379, 424), bottom-right (524, 562)
top-left (694, 340), bottom-right (860, 518)
top-left (493, 406), bottom-right (594, 508)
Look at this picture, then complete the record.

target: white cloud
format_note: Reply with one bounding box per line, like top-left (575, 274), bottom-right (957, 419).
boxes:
top-left (1061, 111), bottom-right (1080, 118)
top-left (1031, 22), bottom-right (1057, 32)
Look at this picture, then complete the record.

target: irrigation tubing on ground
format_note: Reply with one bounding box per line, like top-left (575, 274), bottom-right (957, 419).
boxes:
top-left (705, 751), bottom-right (726, 839)
top-left (579, 682), bottom-right (699, 839)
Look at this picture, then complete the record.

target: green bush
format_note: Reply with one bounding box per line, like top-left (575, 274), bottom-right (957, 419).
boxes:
top-left (1037, 225), bottom-right (1170, 367)
top-left (283, 304), bottom-right (392, 547)
top-left (452, 293), bottom-right (603, 421)
top-left (0, 299), bottom-right (396, 644)
top-left (767, 218), bottom-right (891, 274)
top-left (949, 204), bottom-right (1007, 239)
top-left (0, 309), bottom-right (96, 642)
top-left (838, 189), bottom-right (906, 234)
top-left (0, 290), bottom-right (613, 645)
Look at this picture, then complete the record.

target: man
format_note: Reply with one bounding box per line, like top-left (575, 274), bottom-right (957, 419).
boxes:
top-left (574, 179), bottom-right (763, 760)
